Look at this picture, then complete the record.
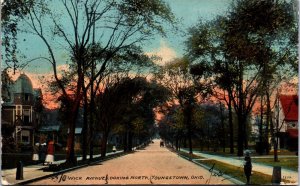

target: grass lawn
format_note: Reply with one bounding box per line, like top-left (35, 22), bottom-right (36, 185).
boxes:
top-left (177, 151), bottom-right (293, 185)
top-left (252, 157), bottom-right (298, 171)
top-left (189, 147), bottom-right (297, 156)
top-left (195, 159), bottom-right (274, 185)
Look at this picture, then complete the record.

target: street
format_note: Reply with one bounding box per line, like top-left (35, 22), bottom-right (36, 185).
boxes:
top-left (30, 139), bottom-right (233, 185)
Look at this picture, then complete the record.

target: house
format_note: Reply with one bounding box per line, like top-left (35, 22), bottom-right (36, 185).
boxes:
top-left (38, 109), bottom-right (61, 144)
top-left (275, 94), bottom-right (298, 150)
top-left (1, 74), bottom-right (43, 148)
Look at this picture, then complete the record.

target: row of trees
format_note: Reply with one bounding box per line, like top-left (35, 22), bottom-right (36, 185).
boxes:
top-left (2, 0), bottom-right (176, 165)
top-left (158, 102), bottom-right (232, 153)
top-left (157, 0), bottom-right (297, 158)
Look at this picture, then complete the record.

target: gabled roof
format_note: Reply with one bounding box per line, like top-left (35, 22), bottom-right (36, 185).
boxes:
top-left (279, 95), bottom-right (298, 121)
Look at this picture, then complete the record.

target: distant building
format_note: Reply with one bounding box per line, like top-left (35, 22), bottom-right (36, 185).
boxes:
top-left (2, 74), bottom-right (43, 147)
top-left (38, 109), bottom-right (61, 143)
top-left (274, 94), bottom-right (298, 150)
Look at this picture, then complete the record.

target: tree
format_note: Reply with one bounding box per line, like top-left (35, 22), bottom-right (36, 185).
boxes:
top-left (194, 103), bottom-right (229, 152)
top-left (186, 0), bottom-right (297, 156)
top-left (2, 0), bottom-right (35, 73)
top-left (155, 57), bottom-right (211, 154)
top-left (95, 75), bottom-right (169, 156)
top-left (187, 18), bottom-right (236, 154)
top-left (223, 0), bottom-right (296, 156)
top-left (21, 0), bottom-right (175, 164)
top-left (158, 105), bottom-right (185, 150)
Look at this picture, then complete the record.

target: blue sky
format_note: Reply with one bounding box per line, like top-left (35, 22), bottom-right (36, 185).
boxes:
top-left (145, 0), bottom-right (231, 64)
top-left (12, 0), bottom-right (232, 74)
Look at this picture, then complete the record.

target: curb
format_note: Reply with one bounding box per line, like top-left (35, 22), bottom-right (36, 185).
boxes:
top-left (16, 152), bottom-right (127, 185)
top-left (168, 147), bottom-right (245, 185)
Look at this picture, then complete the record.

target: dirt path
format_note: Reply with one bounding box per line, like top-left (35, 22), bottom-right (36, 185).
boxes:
top-left (30, 139), bottom-right (233, 185)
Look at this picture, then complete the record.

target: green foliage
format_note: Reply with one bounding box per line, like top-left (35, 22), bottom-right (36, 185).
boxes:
top-left (118, 0), bottom-right (175, 36)
top-left (186, 0), bottom-right (298, 156)
top-left (95, 76), bottom-right (170, 139)
top-left (1, 68), bottom-right (13, 102)
top-left (2, 0), bottom-right (34, 72)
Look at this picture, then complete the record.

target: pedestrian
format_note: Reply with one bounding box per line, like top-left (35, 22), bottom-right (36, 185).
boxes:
top-left (244, 150), bottom-right (252, 184)
top-left (160, 140), bottom-right (164, 147)
top-left (39, 142), bottom-right (47, 165)
top-left (45, 140), bottom-right (55, 165)
top-left (112, 145), bottom-right (117, 152)
top-left (32, 143), bottom-right (39, 163)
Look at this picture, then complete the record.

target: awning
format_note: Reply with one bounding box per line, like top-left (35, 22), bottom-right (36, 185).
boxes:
top-left (287, 129), bottom-right (298, 138)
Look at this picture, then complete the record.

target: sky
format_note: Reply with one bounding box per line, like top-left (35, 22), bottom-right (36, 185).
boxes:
top-left (11, 0), bottom-right (232, 74)
top-left (146, 0), bottom-right (232, 64)
top-left (5, 0), bottom-right (233, 108)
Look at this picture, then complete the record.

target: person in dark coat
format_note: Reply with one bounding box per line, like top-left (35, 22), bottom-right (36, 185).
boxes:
top-left (244, 151), bottom-right (252, 184)
top-left (39, 143), bottom-right (47, 165)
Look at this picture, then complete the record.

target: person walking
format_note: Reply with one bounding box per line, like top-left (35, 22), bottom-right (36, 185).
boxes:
top-left (32, 143), bottom-right (39, 163)
top-left (45, 140), bottom-right (55, 165)
top-left (244, 150), bottom-right (252, 184)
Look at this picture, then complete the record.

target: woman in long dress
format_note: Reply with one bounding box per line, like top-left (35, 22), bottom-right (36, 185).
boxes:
top-left (45, 140), bottom-right (55, 165)
top-left (32, 143), bottom-right (39, 162)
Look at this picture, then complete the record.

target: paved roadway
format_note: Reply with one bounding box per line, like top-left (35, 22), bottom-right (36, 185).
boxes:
top-left (30, 139), bottom-right (233, 185)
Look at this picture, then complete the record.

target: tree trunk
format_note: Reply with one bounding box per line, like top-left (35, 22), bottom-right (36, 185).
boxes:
top-left (123, 133), bottom-right (128, 152)
top-left (81, 96), bottom-right (88, 161)
top-left (184, 102), bottom-right (193, 154)
top-left (274, 94), bottom-right (280, 162)
top-left (65, 106), bottom-right (79, 165)
top-left (175, 136), bottom-right (179, 151)
top-left (188, 132), bottom-right (192, 154)
top-left (183, 137), bottom-right (187, 148)
top-left (220, 102), bottom-right (225, 153)
top-left (274, 135), bottom-right (279, 162)
top-left (265, 116), bottom-right (270, 155)
top-left (237, 62), bottom-right (245, 157)
top-left (128, 131), bottom-right (133, 151)
top-left (100, 133), bottom-right (108, 158)
top-left (259, 96), bottom-right (264, 155)
top-left (244, 118), bottom-right (248, 149)
top-left (237, 114), bottom-right (245, 156)
top-left (266, 90), bottom-right (277, 161)
top-left (124, 123), bottom-right (131, 152)
top-left (237, 127), bottom-right (243, 156)
top-left (89, 93), bottom-right (95, 161)
top-left (228, 95), bottom-right (234, 154)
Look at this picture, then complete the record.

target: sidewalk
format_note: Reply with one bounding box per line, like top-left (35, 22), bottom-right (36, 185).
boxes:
top-left (181, 149), bottom-right (298, 184)
top-left (1, 151), bottom-right (123, 185)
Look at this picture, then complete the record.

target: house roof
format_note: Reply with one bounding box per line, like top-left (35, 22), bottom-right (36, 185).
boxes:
top-left (279, 95), bottom-right (298, 121)
top-left (13, 74), bottom-right (34, 94)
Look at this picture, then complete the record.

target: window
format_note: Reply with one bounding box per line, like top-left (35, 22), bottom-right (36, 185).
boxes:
top-left (24, 115), bottom-right (30, 125)
top-left (25, 94), bottom-right (30, 101)
top-left (22, 136), bottom-right (29, 143)
top-left (21, 130), bottom-right (30, 144)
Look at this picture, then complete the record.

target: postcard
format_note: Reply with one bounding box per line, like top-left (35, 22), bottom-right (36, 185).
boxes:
top-left (1, 0), bottom-right (298, 185)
